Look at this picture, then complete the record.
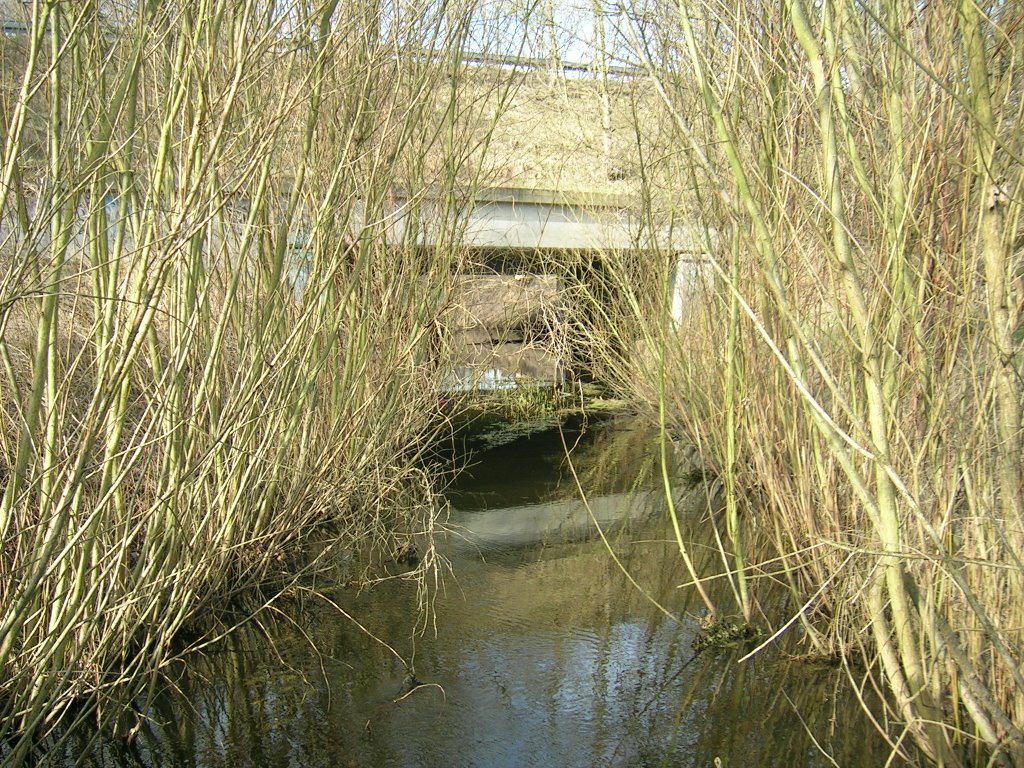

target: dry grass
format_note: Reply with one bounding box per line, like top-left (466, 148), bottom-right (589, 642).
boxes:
top-left (4, 0), bottom-right (1022, 765)
top-left (0, 0), bottom-right (516, 760)
top-left (567, 0), bottom-right (1024, 765)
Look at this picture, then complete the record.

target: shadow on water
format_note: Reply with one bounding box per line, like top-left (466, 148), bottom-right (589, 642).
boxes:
top-left (50, 416), bottom-right (888, 768)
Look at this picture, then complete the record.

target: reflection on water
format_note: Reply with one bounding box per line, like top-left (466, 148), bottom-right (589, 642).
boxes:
top-left (439, 366), bottom-right (520, 392)
top-left (56, 417), bottom-right (885, 768)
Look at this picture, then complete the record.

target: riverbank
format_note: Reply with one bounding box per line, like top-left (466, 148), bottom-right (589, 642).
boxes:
top-left (0, 4), bottom-right (499, 759)
top-left (564, 3), bottom-right (1024, 763)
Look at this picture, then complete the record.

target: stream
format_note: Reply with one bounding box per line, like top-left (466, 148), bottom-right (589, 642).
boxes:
top-left (59, 415), bottom-right (886, 767)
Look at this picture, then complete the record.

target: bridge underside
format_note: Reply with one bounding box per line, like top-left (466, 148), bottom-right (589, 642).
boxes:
top-left (377, 188), bottom-right (709, 390)
top-left (439, 273), bottom-right (566, 393)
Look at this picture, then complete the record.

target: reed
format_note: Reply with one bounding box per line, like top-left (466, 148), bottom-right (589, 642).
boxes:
top-left (0, 0), bottom-right (518, 759)
top-left (571, 0), bottom-right (1024, 764)
top-left (4, 0), bottom-right (1022, 762)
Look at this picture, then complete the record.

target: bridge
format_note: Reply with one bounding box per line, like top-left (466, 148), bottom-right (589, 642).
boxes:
top-left (395, 186), bottom-right (641, 252)
top-left (374, 185), bottom-right (708, 255)
top-left (343, 185), bottom-right (711, 390)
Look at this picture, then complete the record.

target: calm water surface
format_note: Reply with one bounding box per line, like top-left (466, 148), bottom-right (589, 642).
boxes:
top-left (67, 416), bottom-right (886, 767)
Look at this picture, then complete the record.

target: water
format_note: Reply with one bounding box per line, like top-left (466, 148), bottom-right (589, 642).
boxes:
top-left (57, 416), bottom-right (886, 767)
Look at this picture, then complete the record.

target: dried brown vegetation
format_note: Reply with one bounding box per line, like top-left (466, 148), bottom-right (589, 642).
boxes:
top-left (569, 1), bottom-right (1024, 765)
top-left (0, 0), bottom-right (515, 760)
top-left (3, 0), bottom-right (1024, 765)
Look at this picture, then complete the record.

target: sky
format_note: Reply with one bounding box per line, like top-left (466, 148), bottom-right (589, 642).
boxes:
top-left (0, 0), bottom-right (650, 72)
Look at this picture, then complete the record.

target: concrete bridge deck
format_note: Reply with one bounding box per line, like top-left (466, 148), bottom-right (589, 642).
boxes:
top-left (374, 186), bottom-right (710, 255)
